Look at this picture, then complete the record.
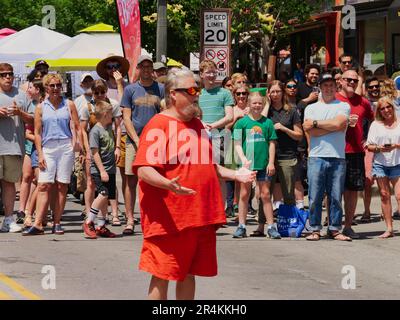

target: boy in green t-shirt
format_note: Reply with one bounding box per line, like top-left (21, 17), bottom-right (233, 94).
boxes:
top-left (233, 92), bottom-right (280, 239)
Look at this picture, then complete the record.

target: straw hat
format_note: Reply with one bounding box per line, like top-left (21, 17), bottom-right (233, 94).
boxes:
top-left (96, 54), bottom-right (130, 80)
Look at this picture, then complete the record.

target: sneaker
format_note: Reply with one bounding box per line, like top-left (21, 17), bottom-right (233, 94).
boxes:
top-left (1, 219), bottom-right (22, 233)
top-left (232, 226), bottom-right (247, 238)
top-left (233, 204), bottom-right (239, 213)
top-left (342, 227), bottom-right (360, 239)
top-left (96, 226), bottom-right (116, 238)
top-left (82, 221), bottom-right (97, 239)
top-left (16, 211), bottom-right (25, 224)
top-left (225, 206), bottom-right (234, 218)
top-left (267, 225), bottom-right (281, 239)
top-left (393, 211), bottom-right (400, 219)
top-left (52, 224), bottom-right (64, 235)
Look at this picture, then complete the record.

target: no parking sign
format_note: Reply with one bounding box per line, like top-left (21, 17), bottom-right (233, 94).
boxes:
top-left (201, 9), bottom-right (231, 82)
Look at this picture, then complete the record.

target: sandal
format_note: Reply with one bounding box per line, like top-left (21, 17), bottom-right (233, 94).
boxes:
top-left (23, 215), bottom-right (33, 228)
top-left (250, 230), bottom-right (266, 237)
top-left (112, 217), bottom-right (122, 226)
top-left (22, 226), bottom-right (44, 236)
top-left (122, 224), bottom-right (134, 236)
top-left (378, 231), bottom-right (394, 239)
top-left (328, 231), bottom-right (352, 241)
top-left (359, 213), bottom-right (371, 223)
top-left (306, 232), bottom-right (320, 241)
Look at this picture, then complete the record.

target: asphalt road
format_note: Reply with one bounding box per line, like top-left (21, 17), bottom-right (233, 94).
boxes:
top-left (1, 189), bottom-right (400, 300)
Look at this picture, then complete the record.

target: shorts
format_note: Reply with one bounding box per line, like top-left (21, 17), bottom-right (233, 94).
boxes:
top-left (345, 152), bottom-right (365, 191)
top-left (256, 169), bottom-right (273, 182)
top-left (92, 173), bottom-right (116, 199)
top-left (139, 225), bottom-right (218, 281)
top-left (0, 155), bottom-right (23, 183)
top-left (125, 140), bottom-right (137, 175)
top-left (372, 163), bottom-right (400, 179)
top-left (364, 150), bottom-right (374, 181)
top-left (38, 139), bottom-right (75, 184)
top-left (117, 134), bottom-right (127, 169)
top-left (31, 149), bottom-right (38, 169)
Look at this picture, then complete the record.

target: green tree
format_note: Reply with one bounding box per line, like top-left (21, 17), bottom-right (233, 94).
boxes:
top-left (141, 0), bottom-right (322, 67)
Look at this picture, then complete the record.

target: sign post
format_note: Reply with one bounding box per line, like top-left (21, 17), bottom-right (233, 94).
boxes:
top-left (201, 9), bottom-right (232, 82)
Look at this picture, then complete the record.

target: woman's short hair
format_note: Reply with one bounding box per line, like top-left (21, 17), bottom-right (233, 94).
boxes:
top-left (43, 73), bottom-right (63, 87)
top-left (375, 96), bottom-right (396, 122)
top-left (91, 79), bottom-right (108, 92)
top-left (232, 84), bottom-right (250, 103)
top-left (95, 100), bottom-right (113, 119)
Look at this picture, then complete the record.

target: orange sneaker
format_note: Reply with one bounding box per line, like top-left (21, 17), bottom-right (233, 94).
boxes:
top-left (96, 226), bottom-right (116, 238)
top-left (83, 221), bottom-right (97, 239)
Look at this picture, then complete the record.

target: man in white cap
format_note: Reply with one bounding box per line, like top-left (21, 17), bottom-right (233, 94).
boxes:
top-left (153, 62), bottom-right (168, 79)
top-left (121, 55), bottom-right (164, 235)
top-left (74, 73), bottom-right (94, 119)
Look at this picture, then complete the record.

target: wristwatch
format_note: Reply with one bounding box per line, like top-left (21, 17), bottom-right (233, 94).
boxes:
top-left (313, 120), bottom-right (318, 128)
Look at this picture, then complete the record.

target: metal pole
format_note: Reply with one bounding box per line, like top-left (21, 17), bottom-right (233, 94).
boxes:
top-left (156, 0), bottom-right (167, 62)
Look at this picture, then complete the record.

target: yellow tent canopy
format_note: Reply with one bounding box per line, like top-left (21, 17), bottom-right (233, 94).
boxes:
top-left (167, 58), bottom-right (183, 68)
top-left (77, 23), bottom-right (115, 33)
top-left (27, 58), bottom-right (102, 71)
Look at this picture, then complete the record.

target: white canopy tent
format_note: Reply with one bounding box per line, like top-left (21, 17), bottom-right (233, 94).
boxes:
top-left (0, 25), bottom-right (71, 84)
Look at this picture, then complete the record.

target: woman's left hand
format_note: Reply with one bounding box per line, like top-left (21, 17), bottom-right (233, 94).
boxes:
top-left (114, 147), bottom-right (121, 164)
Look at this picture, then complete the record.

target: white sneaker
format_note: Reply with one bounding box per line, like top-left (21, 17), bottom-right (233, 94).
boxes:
top-left (1, 219), bottom-right (22, 233)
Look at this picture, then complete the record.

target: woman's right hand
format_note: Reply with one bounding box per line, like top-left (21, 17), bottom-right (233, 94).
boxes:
top-left (38, 154), bottom-right (47, 170)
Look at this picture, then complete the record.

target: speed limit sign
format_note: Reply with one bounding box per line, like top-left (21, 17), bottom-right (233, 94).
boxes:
top-left (201, 9), bottom-right (232, 82)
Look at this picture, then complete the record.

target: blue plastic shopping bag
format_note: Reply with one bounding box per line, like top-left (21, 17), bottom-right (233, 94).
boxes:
top-left (277, 204), bottom-right (309, 237)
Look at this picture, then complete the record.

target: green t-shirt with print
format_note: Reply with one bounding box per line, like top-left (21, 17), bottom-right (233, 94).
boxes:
top-left (233, 115), bottom-right (277, 170)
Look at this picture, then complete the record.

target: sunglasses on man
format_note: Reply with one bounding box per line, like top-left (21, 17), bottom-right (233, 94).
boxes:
top-left (174, 87), bottom-right (201, 96)
top-left (0, 72), bottom-right (14, 78)
top-left (341, 60), bottom-right (352, 65)
top-left (367, 84), bottom-right (380, 90)
top-left (343, 77), bottom-right (359, 84)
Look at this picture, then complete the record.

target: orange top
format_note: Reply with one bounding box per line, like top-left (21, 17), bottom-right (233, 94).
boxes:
top-left (132, 114), bottom-right (226, 239)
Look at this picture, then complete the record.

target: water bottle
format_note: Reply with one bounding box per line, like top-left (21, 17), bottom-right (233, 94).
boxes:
top-left (289, 228), bottom-right (297, 238)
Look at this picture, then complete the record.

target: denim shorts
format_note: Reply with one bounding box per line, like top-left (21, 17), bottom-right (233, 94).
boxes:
top-left (256, 169), bottom-right (273, 182)
top-left (372, 163), bottom-right (400, 179)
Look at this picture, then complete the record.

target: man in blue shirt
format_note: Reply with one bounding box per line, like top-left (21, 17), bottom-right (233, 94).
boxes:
top-left (121, 55), bottom-right (164, 235)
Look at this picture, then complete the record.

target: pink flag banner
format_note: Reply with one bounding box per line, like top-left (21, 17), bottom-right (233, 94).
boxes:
top-left (116, 0), bottom-right (141, 82)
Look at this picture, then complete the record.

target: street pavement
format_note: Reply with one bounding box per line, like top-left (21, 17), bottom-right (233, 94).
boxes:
top-left (1, 187), bottom-right (400, 300)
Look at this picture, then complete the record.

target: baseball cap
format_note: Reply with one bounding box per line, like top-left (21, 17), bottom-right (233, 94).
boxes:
top-left (394, 76), bottom-right (400, 91)
top-left (153, 62), bottom-right (167, 71)
top-left (137, 55), bottom-right (153, 66)
top-left (80, 72), bottom-right (94, 83)
top-left (319, 73), bottom-right (335, 85)
top-left (35, 60), bottom-right (49, 68)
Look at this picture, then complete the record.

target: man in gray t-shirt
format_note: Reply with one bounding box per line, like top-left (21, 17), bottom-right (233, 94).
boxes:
top-left (0, 63), bottom-right (33, 233)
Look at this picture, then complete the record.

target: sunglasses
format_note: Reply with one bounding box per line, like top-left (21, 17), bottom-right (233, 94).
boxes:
top-left (343, 77), bottom-right (359, 84)
top-left (49, 83), bottom-right (62, 89)
top-left (286, 84), bottom-right (297, 89)
top-left (106, 63), bottom-right (121, 70)
top-left (0, 72), bottom-right (14, 78)
top-left (368, 85), bottom-right (380, 90)
top-left (174, 87), bottom-right (201, 96)
top-left (93, 90), bottom-right (106, 95)
top-left (235, 92), bottom-right (248, 97)
top-left (341, 60), bottom-right (352, 65)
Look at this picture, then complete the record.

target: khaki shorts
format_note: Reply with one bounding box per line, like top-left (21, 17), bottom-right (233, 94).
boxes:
top-left (125, 141), bottom-right (137, 175)
top-left (0, 155), bottom-right (23, 183)
top-left (117, 134), bottom-right (127, 169)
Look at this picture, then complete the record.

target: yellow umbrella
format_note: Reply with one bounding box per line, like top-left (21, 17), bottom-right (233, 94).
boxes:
top-left (27, 58), bottom-right (101, 71)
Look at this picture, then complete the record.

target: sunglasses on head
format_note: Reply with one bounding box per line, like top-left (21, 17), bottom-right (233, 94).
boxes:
top-left (174, 87), bottom-right (201, 96)
top-left (286, 84), bottom-right (297, 89)
top-left (368, 84), bottom-right (379, 90)
top-left (235, 92), bottom-right (248, 97)
top-left (343, 77), bottom-right (359, 84)
top-left (0, 72), bottom-right (14, 78)
top-left (94, 90), bottom-right (106, 95)
top-left (106, 63), bottom-right (121, 70)
top-left (49, 83), bottom-right (62, 89)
